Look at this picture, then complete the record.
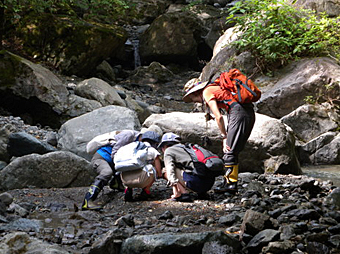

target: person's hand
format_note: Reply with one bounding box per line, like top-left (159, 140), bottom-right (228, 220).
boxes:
top-left (223, 138), bottom-right (230, 153)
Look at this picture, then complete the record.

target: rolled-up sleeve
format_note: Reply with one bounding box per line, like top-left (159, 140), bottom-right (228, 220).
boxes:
top-left (164, 151), bottom-right (179, 185)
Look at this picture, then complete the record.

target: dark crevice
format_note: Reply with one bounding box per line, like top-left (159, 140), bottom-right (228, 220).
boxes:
top-left (0, 90), bottom-right (62, 129)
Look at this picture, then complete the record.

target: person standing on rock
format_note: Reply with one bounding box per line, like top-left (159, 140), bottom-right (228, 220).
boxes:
top-left (159, 132), bottom-right (216, 202)
top-left (182, 79), bottom-right (255, 194)
top-left (82, 129), bottom-right (142, 210)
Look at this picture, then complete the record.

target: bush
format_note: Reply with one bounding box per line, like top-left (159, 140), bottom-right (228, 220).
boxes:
top-left (227, 0), bottom-right (340, 72)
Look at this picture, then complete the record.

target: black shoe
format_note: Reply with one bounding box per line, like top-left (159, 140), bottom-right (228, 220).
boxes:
top-left (137, 188), bottom-right (151, 201)
top-left (214, 181), bottom-right (238, 194)
top-left (124, 188), bottom-right (133, 202)
top-left (172, 193), bottom-right (193, 202)
top-left (197, 192), bottom-right (210, 200)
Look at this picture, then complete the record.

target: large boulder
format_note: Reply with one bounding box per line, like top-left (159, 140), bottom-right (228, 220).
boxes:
top-left (289, 0), bottom-right (340, 17)
top-left (0, 51), bottom-right (101, 128)
top-left (15, 13), bottom-right (127, 77)
top-left (57, 106), bottom-right (141, 161)
top-left (143, 112), bottom-right (301, 174)
top-left (200, 26), bottom-right (257, 82)
top-left (0, 151), bottom-right (95, 191)
top-left (298, 132), bottom-right (340, 165)
top-left (125, 0), bottom-right (170, 25)
top-left (281, 103), bottom-right (339, 142)
top-left (256, 57), bottom-right (340, 119)
top-left (139, 11), bottom-right (205, 68)
top-left (75, 78), bottom-right (126, 107)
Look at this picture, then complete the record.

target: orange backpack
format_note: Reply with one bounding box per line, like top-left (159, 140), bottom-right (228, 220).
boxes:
top-left (213, 69), bottom-right (261, 106)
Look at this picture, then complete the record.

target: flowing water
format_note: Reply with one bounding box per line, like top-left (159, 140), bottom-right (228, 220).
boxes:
top-left (302, 165), bottom-right (340, 187)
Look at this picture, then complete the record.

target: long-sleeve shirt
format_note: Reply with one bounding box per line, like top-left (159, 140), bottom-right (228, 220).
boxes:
top-left (163, 144), bottom-right (194, 185)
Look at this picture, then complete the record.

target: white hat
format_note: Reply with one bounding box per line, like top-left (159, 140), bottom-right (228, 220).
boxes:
top-left (158, 132), bottom-right (181, 148)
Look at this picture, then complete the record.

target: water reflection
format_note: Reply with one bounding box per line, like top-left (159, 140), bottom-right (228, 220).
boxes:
top-left (302, 165), bottom-right (340, 187)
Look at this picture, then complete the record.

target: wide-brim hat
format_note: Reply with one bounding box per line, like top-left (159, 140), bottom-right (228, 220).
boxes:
top-left (158, 132), bottom-right (181, 149)
top-left (182, 80), bottom-right (208, 103)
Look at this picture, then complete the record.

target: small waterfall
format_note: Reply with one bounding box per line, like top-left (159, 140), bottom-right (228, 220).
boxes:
top-left (132, 39), bottom-right (141, 69)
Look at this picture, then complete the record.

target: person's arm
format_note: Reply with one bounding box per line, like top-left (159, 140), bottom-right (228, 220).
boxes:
top-left (163, 151), bottom-right (179, 185)
top-left (153, 156), bottom-right (162, 178)
top-left (207, 99), bottom-right (227, 137)
top-left (207, 99), bottom-right (229, 153)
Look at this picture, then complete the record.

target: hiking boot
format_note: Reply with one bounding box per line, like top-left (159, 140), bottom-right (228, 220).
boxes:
top-left (214, 181), bottom-right (238, 194)
top-left (124, 188), bottom-right (133, 202)
top-left (82, 199), bottom-right (104, 210)
top-left (82, 179), bottom-right (105, 210)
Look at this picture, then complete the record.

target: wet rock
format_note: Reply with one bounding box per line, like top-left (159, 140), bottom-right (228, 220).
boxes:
top-left (245, 229), bottom-right (280, 253)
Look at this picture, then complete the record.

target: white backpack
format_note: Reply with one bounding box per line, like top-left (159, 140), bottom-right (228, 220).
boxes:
top-left (114, 141), bottom-right (149, 172)
top-left (86, 131), bottom-right (118, 155)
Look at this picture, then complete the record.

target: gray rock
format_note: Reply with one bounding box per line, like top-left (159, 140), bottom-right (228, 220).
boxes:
top-left (329, 187), bottom-right (340, 208)
top-left (312, 134), bottom-right (340, 165)
top-left (290, 0), bottom-right (340, 17)
top-left (57, 105), bottom-right (141, 161)
top-left (120, 231), bottom-right (241, 254)
top-left (257, 57), bottom-right (340, 118)
top-left (0, 218), bottom-right (42, 232)
top-left (143, 112), bottom-right (301, 174)
top-left (281, 103), bottom-right (339, 142)
top-left (0, 232), bottom-right (69, 253)
top-left (75, 78), bottom-right (125, 107)
top-left (7, 132), bottom-right (57, 157)
top-left (240, 209), bottom-right (273, 236)
top-left (0, 151), bottom-right (94, 190)
top-left (0, 192), bottom-right (13, 206)
top-left (246, 229), bottom-right (280, 253)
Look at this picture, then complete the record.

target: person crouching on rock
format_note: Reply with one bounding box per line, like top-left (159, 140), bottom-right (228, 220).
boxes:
top-left (82, 130), bottom-right (142, 210)
top-left (159, 132), bottom-right (216, 202)
top-left (118, 131), bottom-right (163, 202)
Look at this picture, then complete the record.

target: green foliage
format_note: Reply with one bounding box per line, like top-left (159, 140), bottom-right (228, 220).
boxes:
top-left (1, 0), bottom-right (129, 24)
top-left (227, 0), bottom-right (340, 72)
top-left (182, 0), bottom-right (204, 11)
top-left (304, 95), bottom-right (316, 105)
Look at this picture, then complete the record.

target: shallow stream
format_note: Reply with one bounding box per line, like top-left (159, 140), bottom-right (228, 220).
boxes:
top-left (302, 165), bottom-right (340, 187)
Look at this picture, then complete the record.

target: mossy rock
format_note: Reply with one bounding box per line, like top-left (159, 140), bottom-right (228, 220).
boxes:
top-left (13, 13), bottom-right (127, 77)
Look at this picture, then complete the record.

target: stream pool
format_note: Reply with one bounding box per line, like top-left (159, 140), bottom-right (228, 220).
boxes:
top-left (302, 165), bottom-right (340, 187)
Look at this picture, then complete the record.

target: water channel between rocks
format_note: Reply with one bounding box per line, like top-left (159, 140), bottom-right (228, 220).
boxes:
top-left (302, 164), bottom-right (340, 187)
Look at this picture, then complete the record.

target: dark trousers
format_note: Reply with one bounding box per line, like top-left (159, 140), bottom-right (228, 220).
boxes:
top-left (223, 103), bottom-right (255, 165)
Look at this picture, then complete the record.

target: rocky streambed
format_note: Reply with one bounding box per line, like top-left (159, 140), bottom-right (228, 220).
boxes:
top-left (1, 172), bottom-right (340, 254)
